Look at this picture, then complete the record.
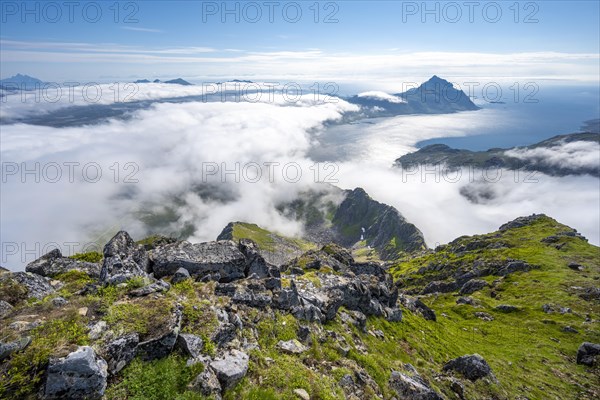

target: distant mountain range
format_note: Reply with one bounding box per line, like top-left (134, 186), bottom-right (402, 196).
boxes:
top-left (395, 125), bottom-right (600, 178)
top-left (0, 74), bottom-right (46, 91)
top-left (134, 78), bottom-right (193, 85)
top-left (347, 75), bottom-right (479, 118)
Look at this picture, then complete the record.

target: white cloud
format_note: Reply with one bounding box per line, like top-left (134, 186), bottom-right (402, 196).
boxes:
top-left (505, 140), bottom-right (600, 170)
top-left (357, 91), bottom-right (406, 103)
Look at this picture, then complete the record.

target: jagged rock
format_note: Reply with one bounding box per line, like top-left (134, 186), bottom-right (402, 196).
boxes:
top-left (239, 239), bottom-right (270, 278)
top-left (0, 299), bottom-right (14, 318)
top-left (422, 280), bottom-right (460, 295)
top-left (277, 339), bottom-right (308, 354)
top-left (293, 388), bottom-right (310, 400)
top-left (340, 310), bottom-right (367, 331)
top-left (498, 260), bottom-right (534, 276)
top-left (26, 248), bottom-right (101, 279)
top-left (384, 307), bottom-right (403, 322)
top-left (264, 277), bottom-right (282, 290)
top-left (297, 325), bottom-right (311, 343)
top-left (129, 280), bottom-right (170, 297)
top-left (0, 336), bottom-right (31, 360)
top-left (389, 364), bottom-right (443, 400)
top-left (88, 321), bottom-right (107, 340)
top-left (275, 280), bottom-right (301, 310)
top-left (100, 231), bottom-right (149, 285)
top-left (190, 368), bottom-right (222, 399)
top-left (211, 323), bottom-right (237, 348)
top-left (443, 354), bottom-right (493, 381)
top-left (43, 346), bottom-right (108, 400)
top-left (576, 342), bottom-right (600, 366)
top-left (456, 297), bottom-right (475, 305)
top-left (232, 287), bottom-right (272, 308)
top-left (103, 333), bottom-right (139, 375)
top-left (293, 300), bottom-right (324, 323)
top-left (171, 267), bottom-right (191, 284)
top-left (150, 240), bottom-right (246, 282)
top-left (3, 272), bottom-right (55, 300)
top-left (400, 296), bottom-right (436, 321)
top-left (210, 349), bottom-right (249, 390)
top-left (137, 305), bottom-right (182, 361)
top-left (495, 305), bottom-right (519, 313)
top-left (176, 333), bottom-right (204, 359)
top-left (499, 214), bottom-right (547, 231)
top-left (459, 279), bottom-right (488, 295)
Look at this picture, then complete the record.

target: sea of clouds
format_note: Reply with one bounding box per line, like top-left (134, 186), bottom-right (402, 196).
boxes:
top-left (1, 85), bottom-right (599, 269)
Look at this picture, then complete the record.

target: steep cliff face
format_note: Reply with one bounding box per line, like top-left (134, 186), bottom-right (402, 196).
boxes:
top-left (331, 188), bottom-right (427, 259)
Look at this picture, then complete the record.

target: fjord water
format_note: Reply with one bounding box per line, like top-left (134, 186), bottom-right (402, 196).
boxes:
top-left (311, 84), bottom-right (600, 165)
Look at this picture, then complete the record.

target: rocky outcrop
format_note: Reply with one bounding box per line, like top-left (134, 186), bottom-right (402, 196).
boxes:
top-left (1, 272), bottom-right (55, 300)
top-left (389, 364), bottom-right (443, 400)
top-left (102, 333), bottom-right (139, 375)
top-left (150, 240), bottom-right (247, 282)
top-left (443, 354), bottom-right (493, 381)
top-left (26, 249), bottom-right (101, 278)
top-left (100, 231), bottom-right (149, 285)
top-left (43, 346), bottom-right (108, 400)
top-left (576, 342), bottom-right (600, 366)
top-left (459, 279), bottom-right (488, 295)
top-left (137, 305), bottom-right (182, 361)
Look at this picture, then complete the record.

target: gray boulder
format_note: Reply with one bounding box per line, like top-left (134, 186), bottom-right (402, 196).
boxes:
top-left (137, 305), bottom-right (182, 361)
top-left (459, 279), bottom-right (488, 295)
top-left (150, 240), bottom-right (246, 282)
top-left (129, 280), bottom-right (170, 297)
top-left (43, 346), bottom-right (108, 400)
top-left (239, 238), bottom-right (270, 278)
top-left (277, 339), bottom-right (308, 355)
top-left (100, 231), bottom-right (149, 285)
top-left (0, 336), bottom-right (31, 360)
top-left (171, 267), bottom-right (191, 284)
top-left (103, 333), bottom-right (139, 375)
top-left (495, 304), bottom-right (519, 313)
top-left (210, 349), bottom-right (249, 390)
top-left (190, 368), bottom-right (222, 399)
top-left (5, 272), bottom-right (55, 300)
top-left (443, 354), bottom-right (493, 381)
top-left (26, 249), bottom-right (101, 279)
top-left (389, 364), bottom-right (443, 400)
top-left (576, 342), bottom-right (600, 366)
top-left (176, 333), bottom-right (204, 359)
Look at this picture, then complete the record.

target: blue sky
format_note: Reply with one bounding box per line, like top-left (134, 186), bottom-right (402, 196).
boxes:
top-left (1, 1), bottom-right (599, 85)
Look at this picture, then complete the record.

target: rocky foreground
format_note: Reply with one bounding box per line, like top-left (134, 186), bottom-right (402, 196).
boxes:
top-left (1, 214), bottom-right (599, 399)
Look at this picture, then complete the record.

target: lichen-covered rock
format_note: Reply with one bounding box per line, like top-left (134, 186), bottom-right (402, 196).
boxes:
top-left (176, 333), bottom-right (204, 359)
top-left (128, 280), bottom-right (170, 297)
top-left (239, 238), bottom-right (270, 278)
top-left (137, 305), bottom-right (182, 361)
top-left (0, 336), bottom-right (31, 361)
top-left (2, 272), bottom-right (55, 300)
top-left (150, 240), bottom-right (246, 282)
top-left (0, 299), bottom-right (14, 318)
top-left (190, 368), bottom-right (222, 399)
top-left (102, 333), bottom-right (139, 375)
top-left (100, 231), bottom-right (149, 285)
top-left (277, 339), bottom-right (308, 354)
top-left (171, 267), bottom-right (191, 284)
top-left (26, 248), bottom-right (101, 279)
top-left (210, 349), bottom-right (249, 390)
top-left (43, 346), bottom-right (108, 400)
top-left (443, 354), bottom-right (493, 381)
top-left (389, 364), bottom-right (443, 400)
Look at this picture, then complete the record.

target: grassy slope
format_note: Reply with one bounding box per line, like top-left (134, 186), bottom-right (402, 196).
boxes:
top-left (1, 216), bottom-right (598, 399)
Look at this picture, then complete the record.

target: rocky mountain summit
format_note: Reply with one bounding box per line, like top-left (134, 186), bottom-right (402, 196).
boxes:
top-left (1, 213), bottom-right (598, 399)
